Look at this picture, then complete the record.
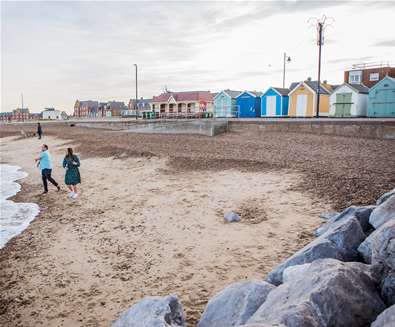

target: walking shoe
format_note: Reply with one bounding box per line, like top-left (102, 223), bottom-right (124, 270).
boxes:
top-left (42, 191), bottom-right (48, 194)
top-left (57, 186), bottom-right (61, 191)
top-left (72, 193), bottom-right (79, 199)
top-left (68, 192), bottom-right (75, 198)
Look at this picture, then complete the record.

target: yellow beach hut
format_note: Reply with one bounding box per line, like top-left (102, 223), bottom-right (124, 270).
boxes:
top-left (288, 79), bottom-right (334, 117)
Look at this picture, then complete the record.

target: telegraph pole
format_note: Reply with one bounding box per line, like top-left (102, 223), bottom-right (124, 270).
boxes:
top-left (134, 64), bottom-right (138, 120)
top-left (308, 15), bottom-right (334, 118)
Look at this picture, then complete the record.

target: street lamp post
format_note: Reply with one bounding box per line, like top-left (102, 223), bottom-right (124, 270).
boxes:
top-left (134, 64), bottom-right (138, 120)
top-left (282, 53), bottom-right (291, 88)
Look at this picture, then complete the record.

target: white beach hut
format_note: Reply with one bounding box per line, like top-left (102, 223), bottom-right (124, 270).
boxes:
top-left (329, 83), bottom-right (369, 117)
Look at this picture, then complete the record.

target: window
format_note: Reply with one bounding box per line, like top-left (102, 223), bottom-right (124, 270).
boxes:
top-left (349, 70), bottom-right (362, 84)
top-left (369, 73), bottom-right (379, 81)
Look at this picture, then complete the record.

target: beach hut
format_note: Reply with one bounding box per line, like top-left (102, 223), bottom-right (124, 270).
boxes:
top-left (236, 91), bottom-right (262, 118)
top-left (329, 83), bottom-right (369, 117)
top-left (214, 89), bottom-right (242, 117)
top-left (261, 87), bottom-right (290, 117)
top-left (367, 76), bottom-right (395, 117)
top-left (288, 79), bottom-right (333, 117)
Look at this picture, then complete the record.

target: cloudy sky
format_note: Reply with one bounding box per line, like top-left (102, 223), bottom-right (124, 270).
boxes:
top-left (1, 1), bottom-right (395, 113)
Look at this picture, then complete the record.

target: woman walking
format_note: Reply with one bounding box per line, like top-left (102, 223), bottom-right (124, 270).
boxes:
top-left (63, 148), bottom-right (81, 199)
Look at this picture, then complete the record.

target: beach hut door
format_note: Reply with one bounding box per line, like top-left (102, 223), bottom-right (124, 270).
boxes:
top-left (266, 96), bottom-right (277, 116)
top-left (296, 95), bottom-right (307, 116)
top-left (335, 93), bottom-right (352, 117)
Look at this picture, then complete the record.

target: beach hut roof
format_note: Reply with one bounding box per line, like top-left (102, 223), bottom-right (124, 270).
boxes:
top-left (305, 80), bottom-right (331, 95)
top-left (236, 91), bottom-right (263, 98)
top-left (346, 83), bottom-right (370, 94)
top-left (272, 87), bottom-right (290, 96)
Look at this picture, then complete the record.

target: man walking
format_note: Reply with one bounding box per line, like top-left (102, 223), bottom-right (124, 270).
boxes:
top-left (37, 122), bottom-right (42, 139)
top-left (35, 144), bottom-right (60, 194)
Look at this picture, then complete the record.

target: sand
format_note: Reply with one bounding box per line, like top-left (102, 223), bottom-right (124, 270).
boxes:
top-left (1, 135), bottom-right (329, 326)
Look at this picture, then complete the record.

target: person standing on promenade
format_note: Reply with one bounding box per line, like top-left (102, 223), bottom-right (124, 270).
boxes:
top-left (37, 123), bottom-right (42, 139)
top-left (63, 147), bottom-right (81, 199)
top-left (35, 144), bottom-right (60, 194)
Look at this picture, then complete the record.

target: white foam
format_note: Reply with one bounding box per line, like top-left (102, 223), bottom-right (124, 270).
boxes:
top-left (0, 164), bottom-right (40, 248)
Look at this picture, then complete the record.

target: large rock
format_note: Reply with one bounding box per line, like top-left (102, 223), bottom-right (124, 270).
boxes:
top-left (197, 281), bottom-right (275, 327)
top-left (382, 272), bottom-right (395, 306)
top-left (358, 220), bottom-right (395, 264)
top-left (111, 295), bottom-right (186, 327)
top-left (369, 195), bottom-right (395, 229)
top-left (370, 220), bottom-right (395, 271)
top-left (315, 205), bottom-right (375, 236)
top-left (376, 187), bottom-right (395, 205)
top-left (319, 212), bottom-right (338, 220)
top-left (250, 259), bottom-right (385, 327)
top-left (266, 217), bottom-right (366, 285)
top-left (371, 304), bottom-right (395, 327)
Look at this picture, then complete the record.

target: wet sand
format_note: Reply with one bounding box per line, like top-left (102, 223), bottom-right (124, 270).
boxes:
top-left (0, 135), bottom-right (328, 326)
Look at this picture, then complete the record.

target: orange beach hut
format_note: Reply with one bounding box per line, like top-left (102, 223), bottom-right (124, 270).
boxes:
top-left (288, 79), bottom-right (334, 117)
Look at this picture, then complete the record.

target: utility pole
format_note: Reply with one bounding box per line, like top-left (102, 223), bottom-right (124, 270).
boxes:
top-left (282, 53), bottom-right (291, 88)
top-left (134, 64), bottom-right (138, 120)
top-left (21, 93), bottom-right (24, 108)
top-left (308, 15), bottom-right (334, 118)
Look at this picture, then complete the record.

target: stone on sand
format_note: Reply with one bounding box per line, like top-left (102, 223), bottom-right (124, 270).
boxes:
top-left (266, 217), bottom-right (365, 285)
top-left (249, 259), bottom-right (385, 327)
top-left (224, 211), bottom-right (241, 223)
top-left (111, 295), bottom-right (186, 327)
top-left (198, 280), bottom-right (275, 327)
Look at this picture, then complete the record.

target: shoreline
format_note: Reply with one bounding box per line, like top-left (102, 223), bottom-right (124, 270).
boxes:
top-left (0, 135), bottom-right (329, 326)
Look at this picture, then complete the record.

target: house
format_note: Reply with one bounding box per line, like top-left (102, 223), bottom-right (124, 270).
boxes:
top-left (236, 91), bottom-right (262, 118)
top-left (0, 112), bottom-right (12, 122)
top-left (11, 108), bottom-right (30, 121)
top-left (42, 108), bottom-right (63, 120)
top-left (367, 76), bottom-right (395, 117)
top-left (151, 91), bottom-right (214, 114)
top-left (105, 101), bottom-right (127, 117)
top-left (288, 79), bottom-right (333, 117)
top-left (74, 100), bottom-right (99, 118)
top-left (128, 98), bottom-right (153, 111)
top-left (261, 87), bottom-right (290, 117)
top-left (329, 83), bottom-right (369, 117)
top-left (214, 90), bottom-right (242, 117)
top-left (345, 63), bottom-right (395, 88)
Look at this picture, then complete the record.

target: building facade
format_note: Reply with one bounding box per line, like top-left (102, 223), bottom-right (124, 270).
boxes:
top-left (214, 90), bottom-right (242, 117)
top-left (42, 108), bottom-right (63, 120)
top-left (74, 100), bottom-right (99, 118)
top-left (236, 91), bottom-right (262, 118)
top-left (329, 83), bottom-right (369, 117)
top-left (152, 91), bottom-right (213, 114)
top-left (261, 87), bottom-right (290, 117)
top-left (288, 80), bottom-right (333, 117)
top-left (344, 64), bottom-right (395, 88)
top-left (367, 76), bottom-right (395, 117)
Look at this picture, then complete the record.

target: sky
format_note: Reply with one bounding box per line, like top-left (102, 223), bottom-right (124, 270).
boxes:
top-left (1, 0), bottom-right (395, 114)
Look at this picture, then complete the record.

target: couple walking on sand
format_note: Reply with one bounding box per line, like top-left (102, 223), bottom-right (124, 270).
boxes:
top-left (35, 144), bottom-right (81, 199)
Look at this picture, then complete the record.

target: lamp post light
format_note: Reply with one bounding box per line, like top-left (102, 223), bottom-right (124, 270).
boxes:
top-left (282, 53), bottom-right (291, 88)
top-left (134, 64), bottom-right (138, 120)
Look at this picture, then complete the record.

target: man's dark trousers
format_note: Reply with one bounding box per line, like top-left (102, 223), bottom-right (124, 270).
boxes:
top-left (41, 169), bottom-right (59, 192)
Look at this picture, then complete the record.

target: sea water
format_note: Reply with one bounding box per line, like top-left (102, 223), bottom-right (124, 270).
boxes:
top-left (0, 164), bottom-right (39, 248)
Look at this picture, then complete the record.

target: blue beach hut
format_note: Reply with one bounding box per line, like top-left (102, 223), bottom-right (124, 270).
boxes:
top-left (367, 76), bottom-right (395, 117)
top-left (214, 89), bottom-right (242, 117)
top-left (236, 91), bottom-right (262, 118)
top-left (261, 87), bottom-right (290, 117)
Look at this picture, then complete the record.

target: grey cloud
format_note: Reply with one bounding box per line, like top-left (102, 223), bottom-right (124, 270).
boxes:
top-left (372, 40), bottom-right (395, 47)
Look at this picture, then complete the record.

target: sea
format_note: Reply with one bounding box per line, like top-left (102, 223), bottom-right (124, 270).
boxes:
top-left (0, 164), bottom-right (40, 249)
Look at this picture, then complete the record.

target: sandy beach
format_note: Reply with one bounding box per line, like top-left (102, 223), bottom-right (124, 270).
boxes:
top-left (1, 125), bottom-right (394, 326)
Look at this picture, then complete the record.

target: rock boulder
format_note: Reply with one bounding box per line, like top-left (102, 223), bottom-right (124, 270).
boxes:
top-left (197, 281), bottom-right (275, 327)
top-left (371, 304), bottom-right (395, 327)
top-left (250, 259), bottom-right (385, 327)
top-left (111, 295), bottom-right (186, 327)
top-left (267, 217), bottom-right (365, 285)
top-left (376, 188), bottom-right (395, 205)
top-left (369, 195), bottom-right (395, 229)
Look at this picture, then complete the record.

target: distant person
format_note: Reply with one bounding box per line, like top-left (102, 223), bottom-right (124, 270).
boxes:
top-left (37, 123), bottom-right (42, 139)
top-left (63, 147), bottom-right (81, 199)
top-left (35, 144), bottom-right (60, 194)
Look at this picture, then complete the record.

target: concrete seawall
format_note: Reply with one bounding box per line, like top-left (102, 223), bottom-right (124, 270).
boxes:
top-left (228, 119), bottom-right (395, 140)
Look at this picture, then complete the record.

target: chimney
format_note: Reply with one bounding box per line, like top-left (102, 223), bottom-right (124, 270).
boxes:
top-left (307, 77), bottom-right (312, 81)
